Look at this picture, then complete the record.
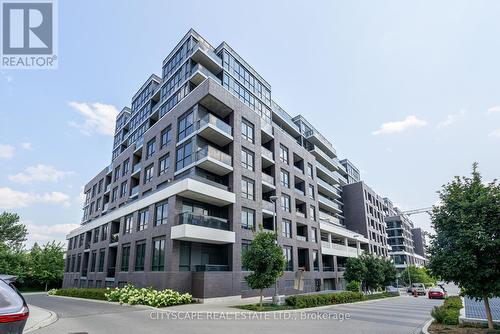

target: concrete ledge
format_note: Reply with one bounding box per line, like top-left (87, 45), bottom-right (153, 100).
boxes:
top-left (24, 304), bottom-right (58, 333)
top-left (420, 318), bottom-right (433, 334)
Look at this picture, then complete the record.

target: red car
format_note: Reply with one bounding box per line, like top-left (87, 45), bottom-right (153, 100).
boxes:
top-left (428, 287), bottom-right (447, 299)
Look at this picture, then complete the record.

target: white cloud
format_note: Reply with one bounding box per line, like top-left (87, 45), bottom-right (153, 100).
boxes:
top-left (0, 187), bottom-right (71, 209)
top-left (372, 115), bottom-right (427, 135)
top-left (436, 109), bottom-right (466, 129)
top-left (25, 221), bottom-right (78, 246)
top-left (20, 142), bottom-right (32, 150)
top-left (487, 106), bottom-right (500, 114)
top-left (0, 144), bottom-right (14, 159)
top-left (489, 129), bottom-right (500, 138)
top-left (68, 101), bottom-right (118, 136)
top-left (8, 164), bottom-right (73, 184)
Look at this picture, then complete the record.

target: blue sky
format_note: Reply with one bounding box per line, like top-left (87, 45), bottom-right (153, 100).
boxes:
top-left (1, 0), bottom-right (499, 247)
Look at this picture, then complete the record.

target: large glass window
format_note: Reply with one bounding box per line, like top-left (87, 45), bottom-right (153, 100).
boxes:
top-left (307, 163), bottom-right (313, 179)
top-left (176, 139), bottom-right (193, 171)
top-left (308, 184), bottom-right (315, 199)
top-left (158, 154), bottom-right (170, 176)
top-left (155, 201), bottom-right (168, 226)
top-left (120, 244), bottom-right (130, 271)
top-left (98, 249), bottom-right (105, 272)
top-left (241, 239), bottom-right (251, 271)
top-left (160, 126), bottom-right (172, 148)
top-left (281, 194), bottom-right (291, 212)
top-left (283, 246), bottom-right (293, 271)
top-left (134, 241), bottom-right (146, 271)
top-left (151, 238), bottom-right (165, 271)
top-left (279, 145), bottom-right (289, 164)
top-left (280, 169), bottom-right (289, 188)
top-left (101, 224), bottom-right (108, 241)
top-left (123, 215), bottom-right (133, 234)
top-left (120, 181), bottom-right (127, 197)
top-left (241, 148), bottom-right (254, 171)
top-left (312, 250), bottom-right (319, 271)
top-left (144, 164), bottom-right (154, 184)
top-left (241, 177), bottom-right (255, 200)
top-left (146, 139), bottom-right (156, 158)
top-left (178, 110), bottom-right (194, 141)
top-left (137, 209), bottom-right (149, 231)
top-left (122, 159), bottom-right (130, 175)
top-left (90, 250), bottom-right (97, 272)
top-left (282, 219), bottom-right (292, 238)
top-left (241, 208), bottom-right (255, 230)
top-left (241, 118), bottom-right (254, 143)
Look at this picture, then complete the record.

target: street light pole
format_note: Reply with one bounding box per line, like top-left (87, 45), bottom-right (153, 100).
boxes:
top-left (269, 195), bottom-right (280, 304)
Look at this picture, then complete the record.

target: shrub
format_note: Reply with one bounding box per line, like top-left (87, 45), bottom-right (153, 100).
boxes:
top-left (443, 296), bottom-right (462, 309)
top-left (431, 296), bottom-right (462, 325)
top-left (346, 281), bottom-right (361, 292)
top-left (285, 291), bottom-right (364, 308)
top-left (104, 284), bottom-right (192, 308)
top-left (52, 288), bottom-right (107, 300)
top-left (47, 288), bottom-right (57, 295)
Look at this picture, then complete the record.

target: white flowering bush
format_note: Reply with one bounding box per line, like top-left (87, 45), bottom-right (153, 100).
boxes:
top-left (47, 288), bottom-right (58, 295)
top-left (105, 284), bottom-right (192, 307)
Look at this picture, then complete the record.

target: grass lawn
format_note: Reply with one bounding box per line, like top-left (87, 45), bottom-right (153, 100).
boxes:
top-left (429, 322), bottom-right (500, 334)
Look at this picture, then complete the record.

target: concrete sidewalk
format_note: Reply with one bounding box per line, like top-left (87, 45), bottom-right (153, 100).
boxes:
top-left (24, 303), bottom-right (58, 333)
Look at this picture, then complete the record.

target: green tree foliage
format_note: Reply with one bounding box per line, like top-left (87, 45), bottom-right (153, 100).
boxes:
top-left (381, 258), bottom-right (397, 286)
top-left (29, 241), bottom-right (65, 291)
top-left (344, 257), bottom-right (367, 283)
top-left (399, 265), bottom-right (435, 286)
top-left (242, 231), bottom-right (285, 308)
top-left (363, 254), bottom-right (385, 291)
top-left (428, 163), bottom-right (500, 329)
top-left (345, 254), bottom-right (397, 292)
top-left (0, 244), bottom-right (29, 282)
top-left (0, 212), bottom-right (28, 250)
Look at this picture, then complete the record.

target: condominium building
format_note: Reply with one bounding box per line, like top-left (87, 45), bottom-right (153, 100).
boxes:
top-left (341, 181), bottom-right (391, 257)
top-left (339, 159), bottom-right (360, 185)
top-left (63, 29), bottom-right (370, 299)
top-left (411, 227), bottom-right (428, 266)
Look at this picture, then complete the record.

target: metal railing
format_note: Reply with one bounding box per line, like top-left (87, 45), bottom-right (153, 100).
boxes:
top-left (177, 212), bottom-right (229, 231)
top-left (197, 145), bottom-right (232, 166)
top-left (198, 113), bottom-right (232, 136)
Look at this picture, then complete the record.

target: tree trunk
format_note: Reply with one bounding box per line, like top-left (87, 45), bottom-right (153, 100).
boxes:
top-left (259, 289), bottom-right (263, 309)
top-left (483, 294), bottom-right (494, 329)
top-left (45, 282), bottom-right (48, 292)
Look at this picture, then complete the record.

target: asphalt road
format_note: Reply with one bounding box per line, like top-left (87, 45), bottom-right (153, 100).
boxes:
top-left (25, 293), bottom-right (444, 334)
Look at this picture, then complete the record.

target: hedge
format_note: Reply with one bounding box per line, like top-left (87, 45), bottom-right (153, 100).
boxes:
top-left (48, 288), bottom-right (107, 300)
top-left (431, 296), bottom-right (463, 325)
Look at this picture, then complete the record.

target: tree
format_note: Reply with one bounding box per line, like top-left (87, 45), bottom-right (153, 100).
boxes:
top-left (344, 257), bottom-right (367, 285)
top-left (428, 164), bottom-right (500, 329)
top-left (363, 254), bottom-right (385, 291)
top-left (0, 212), bottom-right (28, 250)
top-left (0, 244), bottom-right (29, 282)
top-left (29, 241), bottom-right (65, 291)
top-left (242, 231), bottom-right (285, 308)
top-left (381, 258), bottom-right (397, 286)
top-left (399, 265), bottom-right (435, 286)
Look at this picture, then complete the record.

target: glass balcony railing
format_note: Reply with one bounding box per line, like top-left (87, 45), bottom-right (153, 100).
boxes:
top-left (130, 186), bottom-right (139, 197)
top-left (177, 212), bottom-right (229, 231)
top-left (199, 113), bottom-right (232, 136)
top-left (317, 178), bottom-right (342, 197)
top-left (318, 194), bottom-right (341, 211)
top-left (193, 42), bottom-right (222, 66)
top-left (191, 64), bottom-right (221, 84)
top-left (196, 145), bottom-right (232, 166)
top-left (132, 163), bottom-right (141, 174)
top-left (105, 184), bottom-right (111, 193)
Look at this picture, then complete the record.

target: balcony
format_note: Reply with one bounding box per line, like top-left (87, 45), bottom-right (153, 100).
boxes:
top-left (297, 235), bottom-right (307, 242)
top-left (304, 128), bottom-right (336, 157)
top-left (260, 121), bottom-right (274, 140)
top-left (190, 63), bottom-right (222, 86)
top-left (171, 212), bottom-right (235, 245)
top-left (316, 161), bottom-right (337, 185)
top-left (262, 200), bottom-right (275, 217)
top-left (134, 137), bottom-right (144, 153)
top-left (321, 241), bottom-right (362, 258)
top-left (309, 145), bottom-right (338, 170)
top-left (271, 101), bottom-right (300, 136)
top-left (318, 194), bottom-right (342, 214)
top-left (132, 163), bottom-right (141, 176)
top-left (295, 211), bottom-right (306, 218)
top-left (110, 233), bottom-right (119, 245)
top-left (197, 113), bottom-right (233, 146)
top-left (84, 241), bottom-right (90, 249)
top-left (261, 147), bottom-right (274, 167)
top-left (104, 184), bottom-right (111, 194)
top-left (106, 267), bottom-right (116, 278)
top-left (106, 164), bottom-right (113, 175)
top-left (319, 212), bottom-right (341, 225)
top-left (317, 178), bottom-right (341, 199)
top-left (130, 186), bottom-right (139, 198)
top-left (261, 173), bottom-right (275, 191)
top-left (191, 42), bottom-right (223, 75)
top-left (102, 203), bottom-right (109, 213)
top-left (294, 188), bottom-right (305, 197)
top-left (194, 264), bottom-right (229, 272)
top-left (195, 145), bottom-right (233, 176)
top-left (81, 268), bottom-right (88, 277)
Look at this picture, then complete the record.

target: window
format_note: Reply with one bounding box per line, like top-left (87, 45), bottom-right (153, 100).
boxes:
top-left (280, 169), bottom-right (289, 188)
top-left (90, 250), bottom-right (97, 272)
top-left (241, 208), bottom-right (255, 230)
top-left (281, 194), bottom-right (291, 212)
top-left (308, 184), bottom-right (315, 199)
top-left (160, 126), bottom-right (172, 148)
top-left (311, 227), bottom-right (317, 243)
top-left (137, 208), bottom-right (149, 231)
top-left (92, 184), bottom-right (96, 197)
top-left (155, 202), bottom-right (168, 226)
top-left (146, 139), bottom-right (156, 158)
top-left (98, 179), bottom-right (103, 193)
top-left (144, 164), bottom-right (154, 183)
top-left (241, 177), bottom-right (255, 200)
top-left (98, 249), bottom-right (105, 272)
top-left (123, 215), bottom-right (133, 234)
top-left (175, 140), bottom-right (193, 170)
top-left (282, 219), bottom-right (292, 238)
top-left (241, 118), bottom-right (254, 143)
top-left (120, 181), bottom-right (127, 197)
top-left (93, 227), bottom-right (99, 243)
top-left (283, 246), bottom-right (293, 271)
top-left (307, 163), bottom-right (313, 178)
top-left (123, 159), bottom-right (130, 175)
top-left (241, 240), bottom-right (251, 270)
top-left (279, 145), bottom-right (289, 164)
top-left (101, 224), bottom-right (108, 241)
top-left (152, 238), bottom-right (165, 271)
top-left (134, 241), bottom-right (146, 271)
top-left (114, 166), bottom-right (120, 182)
top-left (120, 244), bottom-right (130, 272)
top-left (312, 250), bottom-right (319, 271)
top-left (76, 254), bottom-right (82, 272)
top-left (310, 205), bottom-right (316, 221)
top-left (178, 110), bottom-right (194, 141)
top-left (241, 148), bottom-right (254, 171)
top-left (158, 154), bottom-right (170, 176)
top-left (96, 198), bottom-right (101, 211)
top-left (112, 187), bottom-right (118, 202)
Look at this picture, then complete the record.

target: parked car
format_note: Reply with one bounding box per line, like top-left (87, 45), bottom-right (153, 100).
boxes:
top-left (428, 287), bottom-right (447, 299)
top-left (408, 283), bottom-right (426, 295)
top-left (0, 275), bottom-right (29, 334)
top-left (385, 286), bottom-right (400, 295)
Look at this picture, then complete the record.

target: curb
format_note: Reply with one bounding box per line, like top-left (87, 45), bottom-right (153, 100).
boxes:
top-left (420, 318), bottom-right (433, 334)
top-left (24, 306), bottom-right (58, 333)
